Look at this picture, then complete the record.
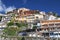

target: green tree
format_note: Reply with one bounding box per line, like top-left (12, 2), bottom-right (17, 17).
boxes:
top-left (47, 12), bottom-right (58, 17)
top-left (53, 12), bottom-right (58, 17)
top-left (3, 27), bottom-right (18, 36)
top-left (3, 21), bottom-right (28, 36)
top-left (7, 21), bottom-right (14, 26)
top-left (2, 13), bottom-right (28, 40)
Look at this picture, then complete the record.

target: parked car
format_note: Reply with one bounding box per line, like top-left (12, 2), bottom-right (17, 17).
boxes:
top-left (50, 32), bottom-right (60, 38)
top-left (18, 32), bottom-right (27, 36)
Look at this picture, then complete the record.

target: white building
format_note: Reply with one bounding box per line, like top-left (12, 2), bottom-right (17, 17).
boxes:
top-left (57, 18), bottom-right (60, 20)
top-left (40, 11), bottom-right (46, 15)
top-left (48, 15), bottom-right (56, 20)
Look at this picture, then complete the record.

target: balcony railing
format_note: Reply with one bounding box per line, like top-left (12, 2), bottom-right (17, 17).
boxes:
top-left (41, 25), bottom-right (60, 28)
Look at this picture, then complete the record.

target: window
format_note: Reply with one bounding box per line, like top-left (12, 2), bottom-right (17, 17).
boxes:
top-left (59, 33), bottom-right (60, 35)
top-left (27, 17), bottom-right (35, 19)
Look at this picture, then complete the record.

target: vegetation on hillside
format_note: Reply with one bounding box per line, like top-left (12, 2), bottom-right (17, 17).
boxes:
top-left (3, 13), bottom-right (28, 36)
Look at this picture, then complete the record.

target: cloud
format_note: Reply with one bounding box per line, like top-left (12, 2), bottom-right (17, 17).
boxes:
top-left (0, 6), bottom-right (4, 11)
top-left (5, 6), bottom-right (16, 13)
top-left (0, 0), bottom-right (6, 12)
top-left (0, 0), bottom-right (16, 13)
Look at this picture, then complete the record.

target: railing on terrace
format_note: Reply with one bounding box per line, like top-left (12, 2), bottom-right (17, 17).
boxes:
top-left (41, 25), bottom-right (60, 28)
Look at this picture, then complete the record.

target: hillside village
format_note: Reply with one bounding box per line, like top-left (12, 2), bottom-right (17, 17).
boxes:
top-left (0, 8), bottom-right (60, 38)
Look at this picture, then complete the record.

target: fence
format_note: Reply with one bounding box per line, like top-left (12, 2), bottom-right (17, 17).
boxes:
top-left (0, 36), bottom-right (60, 40)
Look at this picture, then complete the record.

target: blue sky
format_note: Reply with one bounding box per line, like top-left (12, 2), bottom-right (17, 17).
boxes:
top-left (0, 0), bottom-right (60, 15)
